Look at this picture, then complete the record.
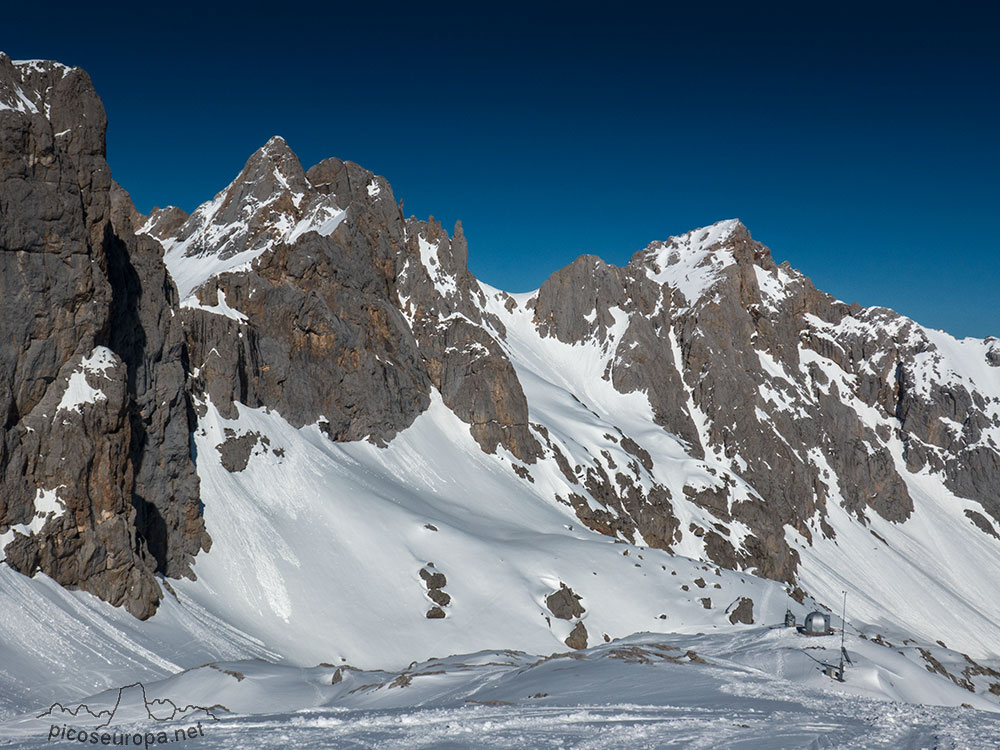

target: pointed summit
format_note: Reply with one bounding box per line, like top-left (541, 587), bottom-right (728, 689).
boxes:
top-left (631, 219), bottom-right (748, 304)
top-left (230, 135), bottom-right (310, 211)
top-left (140, 137), bottom-right (356, 300)
top-left (639, 219), bottom-right (745, 263)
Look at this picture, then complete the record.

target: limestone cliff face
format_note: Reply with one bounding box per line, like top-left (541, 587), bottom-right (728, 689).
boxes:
top-left (624, 224), bottom-right (913, 581)
top-left (513, 219), bottom-right (998, 583)
top-left (396, 217), bottom-right (540, 462)
top-left (144, 138), bottom-right (433, 445)
top-left (3, 55), bottom-right (998, 620)
top-left (143, 137), bottom-right (538, 461)
top-left (0, 55), bottom-right (206, 618)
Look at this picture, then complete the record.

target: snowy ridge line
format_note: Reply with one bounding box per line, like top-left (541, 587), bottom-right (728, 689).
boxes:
top-left (3, 84), bottom-right (1000, 749)
top-left (3, 630), bottom-right (1000, 748)
top-left (138, 136), bottom-right (349, 301)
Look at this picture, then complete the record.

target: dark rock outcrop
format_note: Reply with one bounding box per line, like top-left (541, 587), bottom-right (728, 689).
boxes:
top-left (728, 597), bottom-right (755, 625)
top-left (545, 584), bottom-right (585, 620)
top-left (564, 621), bottom-right (589, 650)
top-left (216, 430), bottom-right (269, 473)
top-left (420, 565), bottom-right (451, 608)
top-left (397, 218), bottom-right (541, 461)
top-left (0, 55), bottom-right (206, 618)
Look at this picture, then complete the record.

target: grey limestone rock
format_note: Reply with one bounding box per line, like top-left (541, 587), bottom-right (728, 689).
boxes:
top-left (728, 597), bottom-right (755, 625)
top-left (397, 217), bottom-right (541, 462)
top-left (0, 56), bottom-right (206, 618)
top-left (564, 621), bottom-right (588, 650)
top-left (167, 139), bottom-right (433, 444)
top-left (545, 584), bottom-right (585, 620)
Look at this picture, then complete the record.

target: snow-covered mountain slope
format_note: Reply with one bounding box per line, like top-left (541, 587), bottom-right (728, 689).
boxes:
top-left (0, 565), bottom-right (274, 719)
top-left (470, 232), bottom-right (1000, 661)
top-left (3, 55), bottom-right (1000, 745)
top-left (4, 632), bottom-right (1000, 748)
top-left (140, 136), bottom-right (350, 303)
top-left (172, 390), bottom-right (799, 669)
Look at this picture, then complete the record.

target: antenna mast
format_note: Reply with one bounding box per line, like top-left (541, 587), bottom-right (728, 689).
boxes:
top-left (838, 590), bottom-right (848, 682)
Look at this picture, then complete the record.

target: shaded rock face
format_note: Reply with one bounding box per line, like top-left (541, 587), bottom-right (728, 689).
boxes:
top-left (145, 136), bottom-right (540, 458)
top-left (0, 56), bottom-right (206, 618)
top-left (506, 220), bottom-right (999, 589)
top-left (728, 597), bottom-right (754, 625)
top-left (105, 184), bottom-right (208, 582)
top-left (152, 140), bottom-right (432, 445)
top-left (4, 55), bottom-right (998, 624)
top-left (396, 217), bottom-right (540, 461)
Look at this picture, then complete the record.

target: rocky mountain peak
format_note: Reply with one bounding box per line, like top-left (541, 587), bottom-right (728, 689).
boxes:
top-left (987, 337), bottom-right (1000, 367)
top-left (139, 136), bottom-right (352, 301)
top-left (628, 218), bottom-right (778, 307)
top-left (140, 204), bottom-right (189, 242)
top-left (243, 135), bottom-right (311, 206)
top-left (637, 218), bottom-right (744, 263)
top-left (4, 57), bottom-right (1000, 670)
top-left (0, 54), bottom-right (74, 117)
top-left (1, 55), bottom-right (206, 620)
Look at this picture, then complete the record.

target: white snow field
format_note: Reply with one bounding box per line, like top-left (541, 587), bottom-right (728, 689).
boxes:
top-left (2, 383), bottom-right (1000, 747)
top-left (3, 632), bottom-right (1000, 748)
top-left (3, 218), bottom-right (1000, 747)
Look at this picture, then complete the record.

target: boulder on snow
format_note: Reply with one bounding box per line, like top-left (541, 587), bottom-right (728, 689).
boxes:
top-left (565, 621), bottom-right (588, 650)
top-left (728, 597), bottom-right (754, 625)
top-left (546, 584), bottom-right (585, 620)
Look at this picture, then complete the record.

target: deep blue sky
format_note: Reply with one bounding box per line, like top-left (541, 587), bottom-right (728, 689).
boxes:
top-left (5, 2), bottom-right (998, 337)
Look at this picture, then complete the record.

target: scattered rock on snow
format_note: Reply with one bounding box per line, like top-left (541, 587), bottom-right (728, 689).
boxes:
top-left (565, 621), bottom-right (588, 650)
top-left (728, 597), bottom-right (754, 625)
top-left (546, 584), bottom-right (585, 620)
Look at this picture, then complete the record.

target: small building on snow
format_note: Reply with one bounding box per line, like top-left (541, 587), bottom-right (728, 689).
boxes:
top-left (801, 611), bottom-right (833, 636)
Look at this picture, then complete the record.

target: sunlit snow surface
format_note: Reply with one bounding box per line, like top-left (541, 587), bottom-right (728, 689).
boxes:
top-left (3, 633), bottom-right (1000, 748)
top-left (640, 219), bottom-right (741, 305)
top-left (4, 214), bottom-right (1000, 748)
top-left (55, 347), bottom-right (117, 414)
top-left (173, 391), bottom-right (795, 667)
top-left (477, 260), bottom-right (1000, 663)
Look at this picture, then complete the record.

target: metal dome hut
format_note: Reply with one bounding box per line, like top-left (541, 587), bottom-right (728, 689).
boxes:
top-left (801, 610), bottom-right (833, 636)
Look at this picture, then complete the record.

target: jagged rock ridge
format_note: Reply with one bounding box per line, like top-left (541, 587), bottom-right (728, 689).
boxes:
top-left (0, 54), bottom-right (207, 618)
top-left (2, 54), bottom-right (998, 642)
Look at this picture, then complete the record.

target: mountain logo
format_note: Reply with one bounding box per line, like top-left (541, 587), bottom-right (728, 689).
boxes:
top-left (37, 682), bottom-right (223, 729)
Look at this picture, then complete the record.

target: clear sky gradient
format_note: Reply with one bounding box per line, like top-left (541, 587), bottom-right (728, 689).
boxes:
top-left (5, 2), bottom-right (998, 337)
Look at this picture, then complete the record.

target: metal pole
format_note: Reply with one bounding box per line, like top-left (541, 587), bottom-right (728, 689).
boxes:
top-left (839, 590), bottom-right (847, 681)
